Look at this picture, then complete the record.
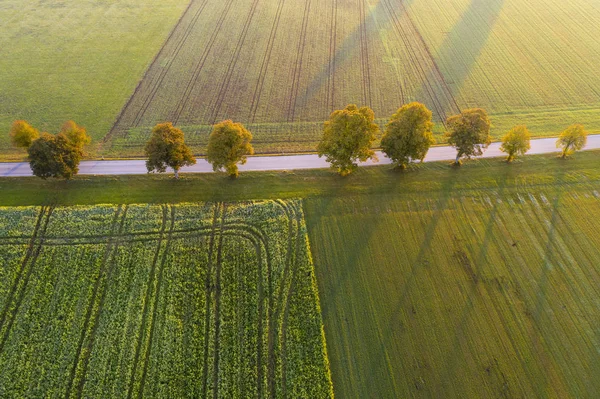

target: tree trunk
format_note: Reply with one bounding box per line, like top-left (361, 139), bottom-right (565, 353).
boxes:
top-left (174, 168), bottom-right (179, 179)
top-left (455, 153), bottom-right (461, 165)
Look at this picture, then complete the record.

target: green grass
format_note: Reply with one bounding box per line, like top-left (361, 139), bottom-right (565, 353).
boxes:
top-left (0, 201), bottom-right (333, 398)
top-left (0, 0), bottom-right (189, 161)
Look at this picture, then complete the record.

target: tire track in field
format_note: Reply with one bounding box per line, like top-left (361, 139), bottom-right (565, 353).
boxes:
top-left (209, 0), bottom-right (262, 125)
top-left (249, 0), bottom-right (287, 122)
top-left (125, 205), bottom-right (169, 399)
top-left (271, 201), bottom-right (299, 398)
top-left (286, 0), bottom-right (312, 123)
top-left (65, 205), bottom-right (128, 399)
top-left (201, 204), bottom-right (222, 398)
top-left (381, 0), bottom-right (446, 122)
top-left (104, 0), bottom-right (198, 143)
top-left (211, 204), bottom-right (228, 399)
top-left (172, 0), bottom-right (236, 126)
top-left (326, 0), bottom-right (338, 113)
top-left (0, 206), bottom-right (53, 353)
top-left (137, 205), bottom-right (177, 398)
top-left (131, 0), bottom-right (210, 128)
top-left (359, 0), bottom-right (373, 107)
top-left (398, 0), bottom-right (460, 114)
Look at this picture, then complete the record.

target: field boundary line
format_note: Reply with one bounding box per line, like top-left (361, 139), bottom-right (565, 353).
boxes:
top-left (286, 0), bottom-right (312, 122)
top-left (104, 0), bottom-right (197, 143)
top-left (201, 203), bottom-right (222, 397)
top-left (126, 205), bottom-right (169, 399)
top-left (132, 0), bottom-right (210, 128)
top-left (249, 0), bottom-right (287, 122)
top-left (172, 0), bottom-right (236, 125)
top-left (137, 205), bottom-right (177, 398)
top-left (209, 0), bottom-right (262, 124)
top-left (65, 205), bottom-right (128, 399)
top-left (0, 205), bottom-right (54, 353)
top-left (359, 0), bottom-right (373, 107)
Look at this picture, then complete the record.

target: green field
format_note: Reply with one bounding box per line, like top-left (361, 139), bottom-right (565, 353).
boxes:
top-left (0, 200), bottom-right (333, 398)
top-left (0, 0), bottom-right (189, 160)
top-left (2, 0), bottom-right (599, 159)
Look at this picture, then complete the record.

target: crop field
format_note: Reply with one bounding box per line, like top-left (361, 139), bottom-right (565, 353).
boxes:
top-left (0, 201), bottom-right (333, 398)
top-left (305, 184), bottom-right (600, 397)
top-left (105, 0), bottom-right (600, 157)
top-left (0, 0), bottom-right (190, 160)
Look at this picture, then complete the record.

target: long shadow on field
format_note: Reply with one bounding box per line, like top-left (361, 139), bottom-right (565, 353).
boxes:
top-left (353, 174), bottom-right (458, 392)
top-left (306, 169), bottom-right (406, 396)
top-left (292, 0), bottom-right (415, 116)
top-left (422, 0), bottom-right (505, 99)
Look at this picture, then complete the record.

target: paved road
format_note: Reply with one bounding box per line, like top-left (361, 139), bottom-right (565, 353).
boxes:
top-left (1, 135), bottom-right (599, 177)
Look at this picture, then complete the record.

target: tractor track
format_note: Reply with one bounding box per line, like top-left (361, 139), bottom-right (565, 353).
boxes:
top-left (211, 204), bottom-right (227, 399)
top-left (172, 0), bottom-right (236, 126)
top-left (326, 0), bottom-right (338, 113)
top-left (104, 0), bottom-right (198, 143)
top-left (286, 0), bottom-right (312, 123)
top-left (358, 0), bottom-right (373, 107)
top-left (131, 0), bottom-right (210, 128)
top-left (209, 0), bottom-right (262, 124)
top-left (0, 206), bottom-right (54, 354)
top-left (125, 205), bottom-right (169, 399)
top-left (249, 0), bottom-right (287, 122)
top-left (66, 205), bottom-right (128, 399)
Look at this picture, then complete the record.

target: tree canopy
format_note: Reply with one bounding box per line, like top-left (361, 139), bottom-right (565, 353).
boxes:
top-left (445, 108), bottom-right (492, 165)
top-left (28, 133), bottom-right (82, 179)
top-left (557, 124), bottom-right (587, 158)
top-left (144, 123), bottom-right (196, 178)
top-left (9, 120), bottom-right (40, 149)
top-left (500, 125), bottom-right (531, 162)
top-left (206, 120), bottom-right (254, 178)
top-left (381, 102), bottom-right (435, 169)
top-left (317, 104), bottom-right (379, 175)
top-left (60, 120), bottom-right (91, 150)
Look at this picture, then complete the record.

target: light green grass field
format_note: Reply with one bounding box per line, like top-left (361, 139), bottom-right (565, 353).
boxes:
top-left (0, 0), bottom-right (189, 160)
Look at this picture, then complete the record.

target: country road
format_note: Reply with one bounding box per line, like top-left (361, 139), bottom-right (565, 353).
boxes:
top-left (1, 135), bottom-right (599, 177)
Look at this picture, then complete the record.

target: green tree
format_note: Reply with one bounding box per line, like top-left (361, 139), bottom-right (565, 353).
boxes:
top-left (557, 124), bottom-right (587, 158)
top-left (500, 125), bottom-right (531, 162)
top-left (445, 108), bottom-right (492, 165)
top-left (206, 120), bottom-right (254, 178)
top-left (60, 120), bottom-right (91, 150)
top-left (9, 120), bottom-right (39, 149)
top-left (28, 133), bottom-right (82, 179)
top-left (145, 123), bottom-right (196, 178)
top-left (381, 102), bottom-right (435, 169)
top-left (317, 104), bottom-right (379, 175)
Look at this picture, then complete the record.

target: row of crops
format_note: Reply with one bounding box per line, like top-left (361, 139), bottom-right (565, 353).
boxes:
top-left (0, 201), bottom-right (333, 397)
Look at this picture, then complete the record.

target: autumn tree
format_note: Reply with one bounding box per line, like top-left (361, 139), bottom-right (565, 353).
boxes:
top-left (9, 120), bottom-right (39, 149)
top-left (60, 120), bottom-right (91, 150)
top-left (381, 102), bottom-right (435, 169)
top-left (317, 104), bottom-right (379, 175)
top-left (500, 125), bottom-right (531, 162)
top-left (144, 123), bottom-right (196, 178)
top-left (445, 108), bottom-right (492, 165)
top-left (28, 133), bottom-right (83, 179)
top-left (206, 120), bottom-right (254, 178)
top-left (556, 124), bottom-right (587, 158)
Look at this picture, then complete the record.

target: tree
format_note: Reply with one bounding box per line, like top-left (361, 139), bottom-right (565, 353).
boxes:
top-left (28, 133), bottom-right (82, 179)
top-left (381, 102), bottom-right (435, 169)
top-left (317, 104), bottom-right (379, 176)
top-left (145, 123), bottom-right (196, 178)
top-left (9, 120), bottom-right (39, 149)
top-left (500, 125), bottom-right (531, 162)
top-left (445, 108), bottom-right (492, 165)
top-left (60, 120), bottom-right (91, 150)
top-left (557, 124), bottom-right (587, 158)
top-left (206, 120), bottom-right (254, 178)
